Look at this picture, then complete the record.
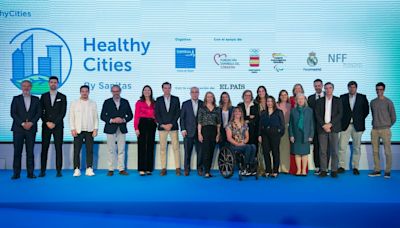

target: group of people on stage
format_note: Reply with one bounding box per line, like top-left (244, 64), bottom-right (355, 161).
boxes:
top-left (10, 76), bottom-right (396, 180)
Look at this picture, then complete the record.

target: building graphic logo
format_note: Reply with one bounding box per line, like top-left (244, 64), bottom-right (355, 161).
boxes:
top-left (9, 28), bottom-right (72, 94)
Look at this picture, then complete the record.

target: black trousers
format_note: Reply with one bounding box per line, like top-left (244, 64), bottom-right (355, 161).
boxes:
top-left (201, 125), bottom-right (217, 173)
top-left (183, 132), bottom-right (202, 171)
top-left (13, 131), bottom-right (36, 176)
top-left (137, 118), bottom-right (156, 172)
top-left (73, 131), bottom-right (94, 169)
top-left (261, 127), bottom-right (281, 174)
top-left (41, 127), bottom-right (64, 172)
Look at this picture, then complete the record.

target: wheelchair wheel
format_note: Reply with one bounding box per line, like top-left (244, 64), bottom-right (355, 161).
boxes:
top-left (218, 147), bottom-right (235, 178)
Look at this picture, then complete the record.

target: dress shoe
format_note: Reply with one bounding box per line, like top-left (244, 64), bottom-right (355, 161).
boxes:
top-left (56, 171), bottom-right (62, 177)
top-left (197, 168), bottom-right (203, 176)
top-left (331, 171), bottom-right (338, 178)
top-left (11, 174), bottom-right (20, 180)
top-left (38, 171), bottom-right (46, 177)
top-left (337, 167), bottom-right (345, 173)
top-left (353, 168), bottom-right (360, 175)
top-left (184, 170), bottom-right (189, 176)
top-left (119, 170), bottom-right (129, 176)
top-left (107, 171), bottom-right (114, 176)
top-left (176, 168), bottom-right (181, 176)
top-left (160, 168), bottom-right (167, 176)
top-left (319, 171), bottom-right (328, 177)
top-left (27, 174), bottom-right (37, 179)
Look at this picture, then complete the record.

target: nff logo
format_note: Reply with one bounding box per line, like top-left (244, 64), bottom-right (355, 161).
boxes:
top-left (328, 54), bottom-right (347, 63)
top-left (175, 48), bottom-right (196, 69)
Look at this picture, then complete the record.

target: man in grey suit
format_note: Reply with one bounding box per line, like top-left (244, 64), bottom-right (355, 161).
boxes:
top-left (180, 87), bottom-right (203, 176)
top-left (315, 82), bottom-right (343, 178)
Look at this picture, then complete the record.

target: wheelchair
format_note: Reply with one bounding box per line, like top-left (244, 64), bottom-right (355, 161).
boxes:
top-left (217, 145), bottom-right (258, 181)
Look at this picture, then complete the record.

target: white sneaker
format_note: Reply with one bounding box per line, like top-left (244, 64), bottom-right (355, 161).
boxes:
top-left (85, 167), bottom-right (95, 176)
top-left (73, 168), bottom-right (81, 177)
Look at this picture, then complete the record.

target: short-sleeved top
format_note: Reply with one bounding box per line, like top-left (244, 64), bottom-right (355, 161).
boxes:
top-left (228, 122), bottom-right (249, 144)
top-left (198, 106), bottom-right (221, 126)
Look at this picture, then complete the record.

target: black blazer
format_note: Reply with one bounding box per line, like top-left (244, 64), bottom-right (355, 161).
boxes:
top-left (155, 95), bottom-right (181, 131)
top-left (11, 94), bottom-right (41, 133)
top-left (315, 96), bottom-right (343, 134)
top-left (340, 93), bottom-right (369, 132)
top-left (237, 102), bottom-right (259, 139)
top-left (180, 99), bottom-right (203, 137)
top-left (40, 91), bottom-right (67, 130)
top-left (101, 98), bottom-right (133, 134)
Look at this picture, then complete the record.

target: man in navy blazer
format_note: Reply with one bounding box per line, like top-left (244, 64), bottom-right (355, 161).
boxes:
top-left (155, 82), bottom-right (181, 176)
top-left (10, 80), bottom-right (42, 179)
top-left (180, 87), bottom-right (203, 176)
top-left (338, 81), bottom-right (369, 175)
top-left (315, 82), bottom-right (343, 178)
top-left (101, 85), bottom-right (133, 176)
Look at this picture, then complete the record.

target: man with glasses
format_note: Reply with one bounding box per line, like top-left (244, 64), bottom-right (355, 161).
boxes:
top-left (101, 85), bottom-right (133, 176)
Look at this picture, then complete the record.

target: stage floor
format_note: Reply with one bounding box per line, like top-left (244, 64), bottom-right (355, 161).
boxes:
top-left (1, 170), bottom-right (399, 227)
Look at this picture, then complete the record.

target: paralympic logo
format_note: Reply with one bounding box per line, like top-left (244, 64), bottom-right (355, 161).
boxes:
top-left (9, 28), bottom-right (72, 94)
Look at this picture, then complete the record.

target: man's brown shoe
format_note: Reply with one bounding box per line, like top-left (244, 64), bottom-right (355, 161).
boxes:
top-left (160, 169), bottom-right (167, 176)
top-left (176, 168), bottom-right (181, 176)
top-left (107, 171), bottom-right (114, 176)
top-left (184, 170), bottom-right (189, 176)
top-left (197, 168), bottom-right (203, 176)
top-left (119, 170), bottom-right (129, 176)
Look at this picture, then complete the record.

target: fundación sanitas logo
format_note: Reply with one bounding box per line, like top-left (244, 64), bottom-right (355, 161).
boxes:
top-left (9, 28), bottom-right (72, 94)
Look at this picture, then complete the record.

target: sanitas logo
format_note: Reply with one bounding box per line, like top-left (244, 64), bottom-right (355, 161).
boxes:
top-left (9, 28), bottom-right (72, 94)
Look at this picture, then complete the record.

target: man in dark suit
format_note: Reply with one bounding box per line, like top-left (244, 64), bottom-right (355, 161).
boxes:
top-left (101, 85), bottom-right (133, 176)
top-left (315, 82), bottom-right (343, 178)
top-left (338, 81), bottom-right (369, 175)
top-left (180, 87), bottom-right (203, 176)
top-left (39, 76), bottom-right (67, 177)
top-left (155, 82), bottom-right (181, 176)
top-left (10, 80), bottom-right (42, 179)
top-left (307, 79), bottom-right (325, 175)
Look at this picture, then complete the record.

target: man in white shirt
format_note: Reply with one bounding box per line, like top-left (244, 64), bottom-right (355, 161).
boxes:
top-left (69, 85), bottom-right (99, 177)
top-left (180, 87), bottom-right (203, 176)
top-left (315, 82), bottom-right (343, 178)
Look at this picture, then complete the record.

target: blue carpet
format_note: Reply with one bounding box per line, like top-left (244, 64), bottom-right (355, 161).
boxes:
top-left (0, 170), bottom-right (399, 227)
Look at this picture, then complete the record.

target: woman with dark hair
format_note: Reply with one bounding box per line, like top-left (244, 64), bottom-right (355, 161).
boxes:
top-left (219, 92), bottom-right (234, 147)
top-left (198, 91), bottom-right (221, 178)
top-left (258, 96), bottom-right (285, 178)
top-left (237, 90), bottom-right (258, 146)
top-left (134, 85), bottom-right (157, 176)
top-left (277, 90), bottom-right (291, 174)
top-left (254, 86), bottom-right (268, 176)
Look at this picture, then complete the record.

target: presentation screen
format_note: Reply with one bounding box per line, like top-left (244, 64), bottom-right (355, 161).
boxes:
top-left (0, 0), bottom-right (399, 142)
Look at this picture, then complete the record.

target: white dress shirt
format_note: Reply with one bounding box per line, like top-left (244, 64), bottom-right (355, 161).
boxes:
top-left (324, 97), bottom-right (332, 124)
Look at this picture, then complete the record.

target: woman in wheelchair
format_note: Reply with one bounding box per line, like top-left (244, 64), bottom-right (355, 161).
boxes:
top-left (226, 107), bottom-right (257, 176)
